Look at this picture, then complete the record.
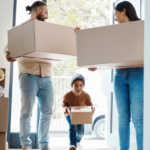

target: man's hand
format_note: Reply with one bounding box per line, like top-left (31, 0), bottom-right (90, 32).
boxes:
top-left (91, 106), bottom-right (95, 115)
top-left (67, 106), bottom-right (72, 116)
top-left (6, 51), bottom-right (16, 62)
top-left (74, 26), bottom-right (80, 33)
top-left (88, 68), bottom-right (97, 72)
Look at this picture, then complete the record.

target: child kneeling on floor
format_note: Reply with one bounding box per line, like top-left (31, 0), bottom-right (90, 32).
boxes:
top-left (62, 74), bottom-right (95, 150)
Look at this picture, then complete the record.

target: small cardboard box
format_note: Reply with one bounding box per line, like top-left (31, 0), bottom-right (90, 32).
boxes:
top-left (0, 132), bottom-right (6, 150)
top-left (8, 20), bottom-right (76, 62)
top-left (71, 106), bottom-right (92, 124)
top-left (76, 20), bottom-right (144, 69)
top-left (0, 98), bottom-right (9, 132)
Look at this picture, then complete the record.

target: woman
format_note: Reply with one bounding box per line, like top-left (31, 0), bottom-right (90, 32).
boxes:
top-left (113, 2), bottom-right (143, 150)
top-left (75, 1), bottom-right (143, 150)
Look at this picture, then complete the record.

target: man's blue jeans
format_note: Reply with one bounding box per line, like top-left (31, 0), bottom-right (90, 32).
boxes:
top-left (66, 116), bottom-right (84, 147)
top-left (19, 73), bottom-right (54, 150)
top-left (114, 68), bottom-right (143, 150)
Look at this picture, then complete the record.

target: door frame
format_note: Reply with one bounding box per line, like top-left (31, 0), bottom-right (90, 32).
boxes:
top-left (144, 0), bottom-right (150, 150)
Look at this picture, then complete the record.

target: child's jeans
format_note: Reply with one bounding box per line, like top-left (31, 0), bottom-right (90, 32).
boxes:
top-left (66, 116), bottom-right (84, 147)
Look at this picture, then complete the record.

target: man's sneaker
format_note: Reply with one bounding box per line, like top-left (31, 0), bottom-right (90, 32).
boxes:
top-left (77, 142), bottom-right (83, 149)
top-left (22, 147), bottom-right (31, 150)
top-left (43, 147), bottom-right (51, 150)
top-left (69, 145), bottom-right (77, 150)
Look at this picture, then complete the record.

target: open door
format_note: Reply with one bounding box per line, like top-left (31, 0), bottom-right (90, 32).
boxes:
top-left (106, 0), bottom-right (143, 149)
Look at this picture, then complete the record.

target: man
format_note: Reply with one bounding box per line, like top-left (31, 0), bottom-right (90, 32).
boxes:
top-left (5, 1), bottom-right (53, 150)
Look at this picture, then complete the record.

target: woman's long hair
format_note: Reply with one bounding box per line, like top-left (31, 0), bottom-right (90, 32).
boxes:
top-left (114, 1), bottom-right (140, 21)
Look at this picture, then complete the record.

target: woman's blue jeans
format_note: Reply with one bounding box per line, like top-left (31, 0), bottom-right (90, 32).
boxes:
top-left (114, 68), bottom-right (143, 150)
top-left (66, 116), bottom-right (84, 147)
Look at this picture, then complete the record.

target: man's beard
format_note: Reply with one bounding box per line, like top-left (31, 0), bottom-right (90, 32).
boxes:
top-left (37, 13), bottom-right (45, 21)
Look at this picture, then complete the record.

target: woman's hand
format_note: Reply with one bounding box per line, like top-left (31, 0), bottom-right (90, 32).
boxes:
top-left (88, 68), bottom-right (97, 71)
top-left (67, 106), bottom-right (72, 116)
top-left (6, 51), bottom-right (16, 62)
top-left (74, 26), bottom-right (80, 33)
top-left (91, 106), bottom-right (95, 115)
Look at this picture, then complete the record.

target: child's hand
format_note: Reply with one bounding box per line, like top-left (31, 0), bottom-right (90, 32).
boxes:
top-left (88, 68), bottom-right (97, 72)
top-left (67, 106), bottom-right (72, 116)
top-left (91, 106), bottom-right (95, 115)
top-left (74, 26), bottom-right (80, 33)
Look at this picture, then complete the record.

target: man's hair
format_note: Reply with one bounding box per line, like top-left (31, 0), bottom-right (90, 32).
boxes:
top-left (71, 74), bottom-right (85, 85)
top-left (26, 1), bottom-right (47, 13)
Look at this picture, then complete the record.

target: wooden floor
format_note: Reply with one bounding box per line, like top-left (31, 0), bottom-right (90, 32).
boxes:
top-left (50, 149), bottom-right (115, 150)
top-left (52, 149), bottom-right (115, 150)
top-left (10, 148), bottom-right (115, 150)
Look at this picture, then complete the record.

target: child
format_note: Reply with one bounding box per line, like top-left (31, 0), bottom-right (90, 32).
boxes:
top-left (62, 74), bottom-right (95, 149)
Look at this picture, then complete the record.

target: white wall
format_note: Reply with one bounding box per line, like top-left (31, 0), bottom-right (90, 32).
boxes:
top-left (0, 0), bottom-right (14, 97)
top-left (144, 0), bottom-right (150, 149)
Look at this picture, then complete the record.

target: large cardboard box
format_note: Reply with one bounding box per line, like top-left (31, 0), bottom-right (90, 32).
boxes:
top-left (71, 106), bottom-right (92, 124)
top-left (0, 132), bottom-right (6, 150)
top-left (0, 98), bottom-right (9, 132)
top-left (8, 20), bottom-right (76, 62)
top-left (76, 20), bottom-right (144, 69)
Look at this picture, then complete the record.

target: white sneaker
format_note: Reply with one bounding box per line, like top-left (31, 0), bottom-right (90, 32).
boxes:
top-left (77, 142), bottom-right (83, 149)
top-left (6, 141), bottom-right (8, 150)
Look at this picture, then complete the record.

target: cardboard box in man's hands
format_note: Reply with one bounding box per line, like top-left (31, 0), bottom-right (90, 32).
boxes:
top-left (8, 20), bottom-right (76, 62)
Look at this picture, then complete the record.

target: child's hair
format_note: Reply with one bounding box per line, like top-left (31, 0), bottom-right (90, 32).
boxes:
top-left (71, 74), bottom-right (85, 85)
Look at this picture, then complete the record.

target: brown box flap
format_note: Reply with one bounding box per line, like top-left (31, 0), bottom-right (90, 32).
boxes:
top-left (0, 133), bottom-right (6, 150)
top-left (0, 98), bottom-right (9, 132)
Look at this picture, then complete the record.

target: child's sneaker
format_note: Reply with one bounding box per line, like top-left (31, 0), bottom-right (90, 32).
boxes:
top-left (43, 147), bottom-right (51, 150)
top-left (69, 145), bottom-right (76, 150)
top-left (77, 142), bottom-right (83, 149)
top-left (22, 147), bottom-right (31, 150)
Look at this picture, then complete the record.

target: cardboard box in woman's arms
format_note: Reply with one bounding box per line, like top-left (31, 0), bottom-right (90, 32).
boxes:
top-left (71, 106), bottom-right (92, 125)
top-left (8, 20), bottom-right (76, 62)
top-left (76, 20), bottom-right (144, 69)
